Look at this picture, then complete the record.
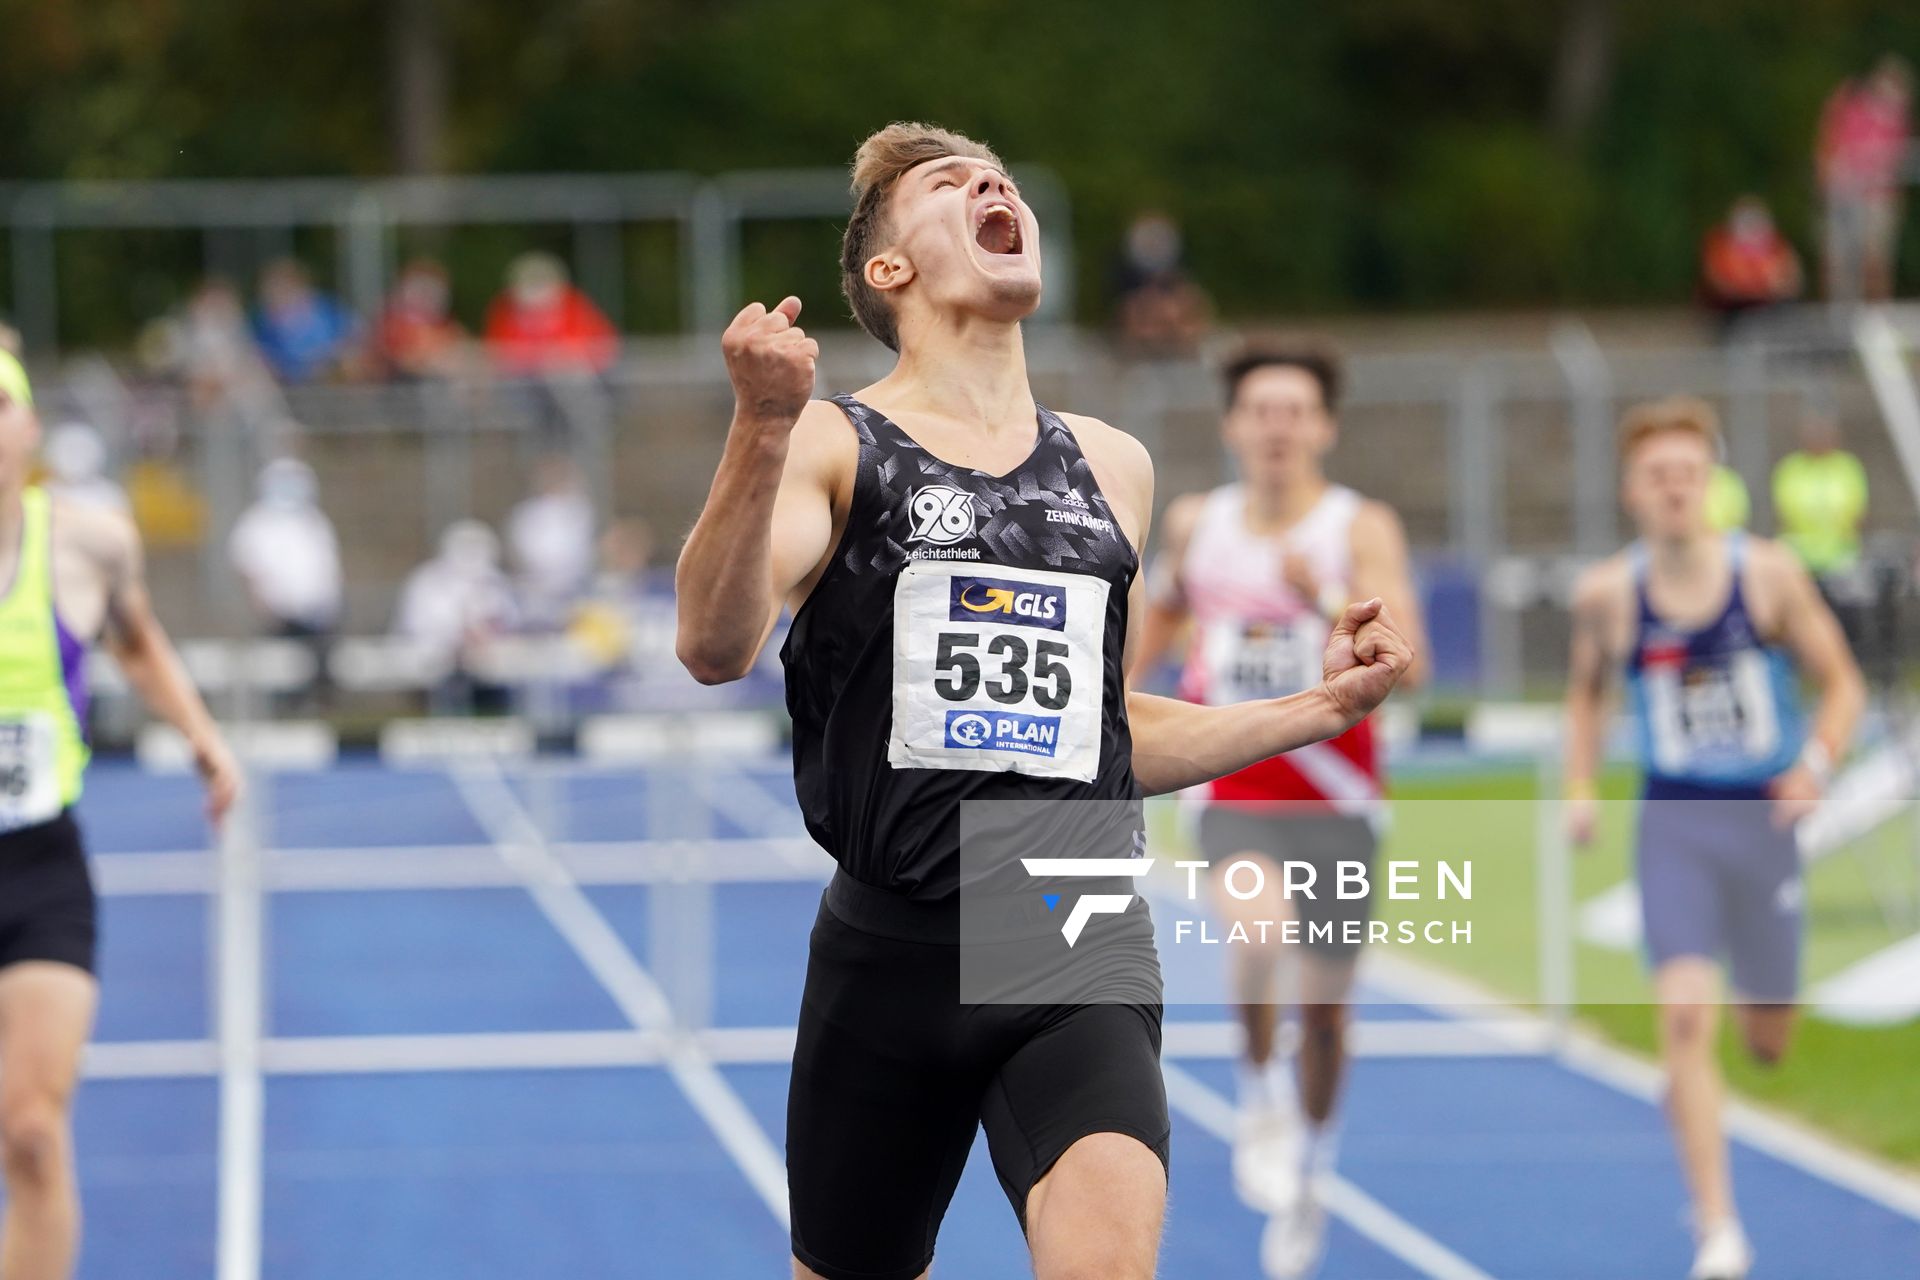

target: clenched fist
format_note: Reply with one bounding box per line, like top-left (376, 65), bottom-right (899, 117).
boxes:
top-left (722, 296), bottom-right (819, 428)
top-left (1320, 597), bottom-right (1413, 725)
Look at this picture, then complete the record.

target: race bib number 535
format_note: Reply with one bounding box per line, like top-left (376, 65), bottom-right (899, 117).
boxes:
top-left (889, 560), bottom-right (1110, 782)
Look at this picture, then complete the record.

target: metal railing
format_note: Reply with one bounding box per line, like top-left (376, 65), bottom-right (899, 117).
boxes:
top-left (0, 167), bottom-right (1077, 351)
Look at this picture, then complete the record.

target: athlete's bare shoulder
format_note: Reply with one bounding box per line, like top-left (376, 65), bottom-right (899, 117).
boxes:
top-left (1572, 549), bottom-right (1633, 619)
top-left (50, 495), bottom-right (140, 587)
top-left (1739, 534), bottom-right (1817, 628)
top-left (787, 398), bottom-right (862, 499)
top-left (1054, 411), bottom-right (1153, 540)
top-left (1740, 534), bottom-right (1806, 584)
top-left (1158, 490), bottom-right (1210, 549)
top-left (1350, 496), bottom-right (1409, 546)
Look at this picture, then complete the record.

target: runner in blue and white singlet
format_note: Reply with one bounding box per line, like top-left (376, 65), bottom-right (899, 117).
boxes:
top-left (1564, 397), bottom-right (1863, 1280)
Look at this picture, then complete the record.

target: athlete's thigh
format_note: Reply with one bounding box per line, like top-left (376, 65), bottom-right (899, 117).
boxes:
top-left (1636, 808), bottom-right (1727, 971)
top-left (786, 905), bottom-right (983, 1280)
top-left (981, 1002), bottom-right (1168, 1230)
top-left (1721, 824), bottom-right (1804, 1007)
top-left (1299, 946), bottom-right (1361, 1010)
top-left (1283, 814), bottom-right (1377, 959)
top-left (1025, 1130), bottom-right (1166, 1280)
top-left (1198, 807), bottom-right (1288, 928)
top-left (0, 961), bottom-right (98, 1110)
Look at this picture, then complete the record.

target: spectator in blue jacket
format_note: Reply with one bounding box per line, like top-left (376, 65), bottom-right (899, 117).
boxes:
top-left (252, 259), bottom-right (358, 382)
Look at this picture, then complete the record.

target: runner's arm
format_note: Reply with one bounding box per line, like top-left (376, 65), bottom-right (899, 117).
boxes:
top-left (675, 298), bottom-right (837, 683)
top-left (1562, 565), bottom-right (1620, 841)
top-left (1126, 492), bottom-right (1204, 682)
top-left (92, 508), bottom-right (240, 822)
top-left (1350, 499), bottom-right (1429, 688)
top-left (1765, 542), bottom-right (1865, 773)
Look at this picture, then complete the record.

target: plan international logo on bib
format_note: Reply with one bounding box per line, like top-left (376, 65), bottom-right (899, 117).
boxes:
top-left (948, 576), bottom-right (1068, 630)
top-left (944, 710), bottom-right (1062, 757)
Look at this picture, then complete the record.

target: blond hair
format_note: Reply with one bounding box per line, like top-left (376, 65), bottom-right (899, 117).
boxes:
top-left (840, 122), bottom-right (1005, 351)
top-left (1618, 395), bottom-right (1722, 463)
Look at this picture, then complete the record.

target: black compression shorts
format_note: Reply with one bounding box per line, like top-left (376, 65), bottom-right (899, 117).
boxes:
top-left (0, 810), bottom-right (98, 976)
top-left (1197, 805), bottom-right (1379, 957)
top-left (787, 875), bottom-right (1169, 1280)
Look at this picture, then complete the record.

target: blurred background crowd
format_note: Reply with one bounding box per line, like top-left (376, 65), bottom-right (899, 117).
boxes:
top-left (0, 2), bottom-right (1916, 747)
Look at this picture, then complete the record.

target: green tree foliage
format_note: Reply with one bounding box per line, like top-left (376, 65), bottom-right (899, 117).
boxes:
top-left (2, 0), bottom-right (1916, 327)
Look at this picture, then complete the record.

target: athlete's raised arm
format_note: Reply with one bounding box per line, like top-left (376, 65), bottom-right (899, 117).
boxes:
top-left (676, 297), bottom-right (847, 683)
top-left (81, 504), bottom-right (240, 822)
top-left (1127, 596), bottom-right (1409, 795)
top-left (1754, 539), bottom-right (1865, 825)
top-left (1562, 560), bottom-right (1625, 845)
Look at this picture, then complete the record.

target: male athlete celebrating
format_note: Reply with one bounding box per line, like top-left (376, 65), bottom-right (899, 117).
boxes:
top-left (1564, 397), bottom-right (1862, 1280)
top-left (0, 349), bottom-right (240, 1280)
top-left (676, 124), bottom-right (1413, 1280)
top-left (1133, 343), bottom-right (1426, 1278)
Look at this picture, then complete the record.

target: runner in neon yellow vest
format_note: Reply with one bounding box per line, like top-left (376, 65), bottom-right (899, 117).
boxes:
top-left (1772, 414), bottom-right (1868, 576)
top-left (0, 348), bottom-right (238, 1280)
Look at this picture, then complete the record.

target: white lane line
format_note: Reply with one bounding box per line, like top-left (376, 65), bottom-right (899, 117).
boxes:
top-left (85, 1019), bottom-right (1547, 1084)
top-left (85, 1038), bottom-right (222, 1079)
top-left (1162, 1062), bottom-right (1499, 1280)
top-left (1368, 955), bottom-right (1920, 1224)
top-left (89, 838), bottom-right (831, 897)
top-left (213, 794), bottom-right (264, 1280)
top-left (449, 763), bottom-right (792, 1230)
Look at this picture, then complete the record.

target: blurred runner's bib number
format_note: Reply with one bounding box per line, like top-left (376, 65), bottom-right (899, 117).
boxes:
top-left (1198, 617), bottom-right (1323, 704)
top-left (1645, 653), bottom-right (1781, 774)
top-left (890, 560), bottom-right (1109, 781)
top-left (0, 715), bottom-right (60, 832)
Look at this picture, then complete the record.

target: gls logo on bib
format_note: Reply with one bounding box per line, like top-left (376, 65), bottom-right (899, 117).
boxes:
top-left (948, 576), bottom-right (1067, 631)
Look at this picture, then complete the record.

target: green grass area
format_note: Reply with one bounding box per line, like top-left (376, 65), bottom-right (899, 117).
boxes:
top-left (1151, 758), bottom-right (1920, 1171)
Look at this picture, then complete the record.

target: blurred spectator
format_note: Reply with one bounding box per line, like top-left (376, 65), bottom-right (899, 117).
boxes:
top-left (0, 320), bottom-right (19, 354)
top-left (1773, 413), bottom-right (1868, 576)
top-left (395, 520), bottom-right (519, 711)
top-left (1773, 412), bottom-right (1870, 647)
top-left (252, 259), bottom-right (359, 383)
top-left (1109, 212), bottom-right (1212, 359)
top-left (371, 259), bottom-right (466, 381)
top-left (1817, 56), bottom-right (1913, 303)
top-left (141, 278), bottom-right (277, 412)
top-left (1698, 196), bottom-right (1802, 337)
top-left (41, 423), bottom-right (129, 514)
top-left (507, 456), bottom-right (597, 629)
top-left (484, 253), bottom-right (617, 378)
top-left (567, 518), bottom-right (656, 673)
top-left (228, 459), bottom-right (343, 708)
top-left (1706, 464), bottom-right (1749, 531)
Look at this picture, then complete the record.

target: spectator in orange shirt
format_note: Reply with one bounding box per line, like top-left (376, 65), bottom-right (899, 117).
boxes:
top-left (372, 260), bottom-right (466, 381)
top-left (484, 253), bottom-right (618, 378)
top-left (1699, 196), bottom-right (1802, 339)
top-left (1816, 55), bottom-right (1913, 302)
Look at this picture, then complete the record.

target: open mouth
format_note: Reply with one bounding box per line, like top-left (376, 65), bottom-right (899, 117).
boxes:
top-left (974, 202), bottom-right (1023, 255)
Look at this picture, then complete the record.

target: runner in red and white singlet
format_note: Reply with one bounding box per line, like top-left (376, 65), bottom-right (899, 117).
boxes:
top-left (1177, 480), bottom-right (1383, 815)
top-left (1134, 344), bottom-right (1427, 1279)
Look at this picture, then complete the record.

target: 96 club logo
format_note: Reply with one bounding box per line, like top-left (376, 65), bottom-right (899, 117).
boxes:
top-left (944, 709), bottom-right (1062, 757)
top-left (906, 484), bottom-right (977, 546)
